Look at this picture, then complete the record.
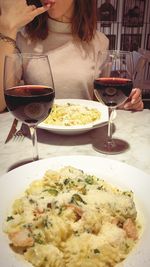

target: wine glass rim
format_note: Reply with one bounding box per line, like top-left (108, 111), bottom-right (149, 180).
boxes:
top-left (100, 50), bottom-right (132, 55)
top-left (5, 53), bottom-right (48, 59)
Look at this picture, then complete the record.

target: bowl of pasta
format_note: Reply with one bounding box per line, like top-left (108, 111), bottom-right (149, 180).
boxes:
top-left (38, 99), bottom-right (109, 135)
top-left (0, 155), bottom-right (150, 267)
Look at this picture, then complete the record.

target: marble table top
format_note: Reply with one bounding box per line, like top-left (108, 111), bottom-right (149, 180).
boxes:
top-left (0, 109), bottom-right (150, 176)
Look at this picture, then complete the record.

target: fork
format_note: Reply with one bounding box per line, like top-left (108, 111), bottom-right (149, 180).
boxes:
top-left (13, 124), bottom-right (26, 141)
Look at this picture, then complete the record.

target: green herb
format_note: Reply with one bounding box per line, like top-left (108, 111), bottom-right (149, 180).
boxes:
top-left (43, 216), bottom-right (53, 228)
top-left (81, 185), bottom-right (87, 195)
top-left (58, 206), bottom-right (66, 215)
top-left (122, 191), bottom-right (132, 197)
top-left (43, 217), bottom-right (49, 228)
top-left (71, 194), bottom-right (87, 205)
top-left (64, 178), bottom-right (70, 185)
top-left (44, 188), bottom-right (58, 196)
top-left (6, 216), bottom-right (14, 221)
top-left (34, 233), bottom-right (44, 244)
top-left (29, 198), bottom-right (35, 204)
top-left (97, 185), bottom-right (105, 191)
top-left (36, 239), bottom-right (43, 244)
top-left (63, 179), bottom-right (76, 189)
top-left (94, 249), bottom-right (100, 254)
top-left (23, 223), bottom-right (33, 229)
top-left (55, 182), bottom-right (63, 190)
top-left (85, 175), bottom-right (94, 185)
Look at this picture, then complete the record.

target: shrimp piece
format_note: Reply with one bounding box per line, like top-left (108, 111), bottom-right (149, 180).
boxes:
top-left (111, 217), bottom-right (119, 225)
top-left (9, 229), bottom-right (34, 247)
top-left (123, 218), bottom-right (138, 240)
top-left (67, 204), bottom-right (83, 219)
top-left (35, 207), bottom-right (44, 214)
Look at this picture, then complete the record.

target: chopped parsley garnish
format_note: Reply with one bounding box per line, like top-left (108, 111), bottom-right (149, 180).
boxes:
top-left (85, 175), bottom-right (95, 185)
top-left (44, 188), bottom-right (58, 196)
top-left (94, 249), bottom-right (100, 254)
top-left (70, 193), bottom-right (87, 205)
top-left (6, 216), bottom-right (14, 221)
top-left (64, 178), bottom-right (70, 185)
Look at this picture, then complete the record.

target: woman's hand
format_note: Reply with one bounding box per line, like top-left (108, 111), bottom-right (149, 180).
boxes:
top-left (0, 0), bottom-right (53, 37)
top-left (119, 88), bottom-right (144, 111)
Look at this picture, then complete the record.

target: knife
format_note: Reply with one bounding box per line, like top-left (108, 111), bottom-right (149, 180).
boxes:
top-left (5, 118), bottom-right (18, 144)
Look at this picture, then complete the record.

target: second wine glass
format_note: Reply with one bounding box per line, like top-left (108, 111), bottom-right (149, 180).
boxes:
top-left (93, 50), bottom-right (133, 154)
top-left (4, 53), bottom-right (55, 161)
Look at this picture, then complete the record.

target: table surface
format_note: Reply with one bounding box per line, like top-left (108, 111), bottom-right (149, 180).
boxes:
top-left (0, 109), bottom-right (150, 176)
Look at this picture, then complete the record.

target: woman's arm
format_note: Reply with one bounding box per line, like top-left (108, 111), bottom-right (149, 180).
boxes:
top-left (0, 0), bottom-right (51, 112)
top-left (0, 35), bottom-right (16, 112)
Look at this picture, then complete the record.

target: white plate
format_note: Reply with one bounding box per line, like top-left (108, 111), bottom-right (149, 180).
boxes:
top-left (38, 99), bottom-right (108, 135)
top-left (0, 155), bottom-right (150, 267)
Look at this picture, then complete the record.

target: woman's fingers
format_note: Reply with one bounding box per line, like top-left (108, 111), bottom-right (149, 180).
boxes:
top-left (124, 88), bottom-right (144, 111)
top-left (29, 0), bottom-right (56, 17)
top-left (0, 1), bottom-right (52, 33)
top-left (130, 88), bottom-right (141, 102)
top-left (31, 4), bottom-right (51, 17)
top-left (124, 99), bottom-right (143, 110)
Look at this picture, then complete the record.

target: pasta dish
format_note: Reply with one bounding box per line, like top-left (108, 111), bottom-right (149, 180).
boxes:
top-left (4, 166), bottom-right (141, 267)
top-left (43, 103), bottom-right (101, 126)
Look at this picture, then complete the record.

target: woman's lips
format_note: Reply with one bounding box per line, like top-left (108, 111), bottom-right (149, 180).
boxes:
top-left (43, 0), bottom-right (55, 5)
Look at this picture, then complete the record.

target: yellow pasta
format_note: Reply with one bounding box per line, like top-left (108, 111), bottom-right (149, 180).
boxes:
top-left (25, 244), bottom-right (65, 267)
top-left (43, 103), bottom-right (101, 126)
top-left (4, 166), bottom-right (141, 267)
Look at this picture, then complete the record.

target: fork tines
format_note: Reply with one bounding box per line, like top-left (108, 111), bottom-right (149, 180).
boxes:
top-left (13, 124), bottom-right (26, 141)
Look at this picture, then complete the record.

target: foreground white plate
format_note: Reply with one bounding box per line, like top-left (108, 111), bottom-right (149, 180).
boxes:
top-left (0, 155), bottom-right (150, 267)
top-left (38, 99), bottom-right (108, 135)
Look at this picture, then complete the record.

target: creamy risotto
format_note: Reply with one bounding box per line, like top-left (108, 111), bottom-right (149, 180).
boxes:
top-left (4, 166), bottom-right (141, 267)
top-left (43, 103), bottom-right (101, 126)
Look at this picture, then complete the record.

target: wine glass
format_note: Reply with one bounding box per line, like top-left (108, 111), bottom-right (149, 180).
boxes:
top-left (93, 50), bottom-right (133, 154)
top-left (4, 53), bottom-right (55, 161)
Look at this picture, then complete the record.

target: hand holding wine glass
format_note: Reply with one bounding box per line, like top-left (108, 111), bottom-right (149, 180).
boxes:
top-left (94, 50), bottom-right (133, 154)
top-left (4, 53), bottom-right (55, 161)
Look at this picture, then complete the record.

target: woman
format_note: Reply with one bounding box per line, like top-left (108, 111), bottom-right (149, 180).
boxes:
top-left (0, 0), bottom-right (143, 112)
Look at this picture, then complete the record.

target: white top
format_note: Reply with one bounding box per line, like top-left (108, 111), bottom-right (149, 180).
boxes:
top-left (16, 19), bottom-right (109, 99)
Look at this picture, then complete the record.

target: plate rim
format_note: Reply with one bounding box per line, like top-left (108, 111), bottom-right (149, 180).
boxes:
top-left (0, 155), bottom-right (150, 267)
top-left (0, 155), bottom-right (149, 179)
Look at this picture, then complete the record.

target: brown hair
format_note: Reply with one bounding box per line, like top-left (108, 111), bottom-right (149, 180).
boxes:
top-left (26, 0), bottom-right (97, 42)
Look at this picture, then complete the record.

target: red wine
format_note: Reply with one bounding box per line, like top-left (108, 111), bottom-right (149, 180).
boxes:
top-left (5, 85), bottom-right (55, 124)
top-left (94, 78), bottom-right (133, 106)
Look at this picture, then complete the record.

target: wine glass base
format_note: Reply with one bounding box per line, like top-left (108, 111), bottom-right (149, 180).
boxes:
top-left (93, 138), bottom-right (129, 155)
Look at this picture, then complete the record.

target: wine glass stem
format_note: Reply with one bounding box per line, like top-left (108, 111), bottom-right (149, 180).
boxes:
top-left (29, 126), bottom-right (39, 161)
top-left (107, 107), bottom-right (115, 144)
